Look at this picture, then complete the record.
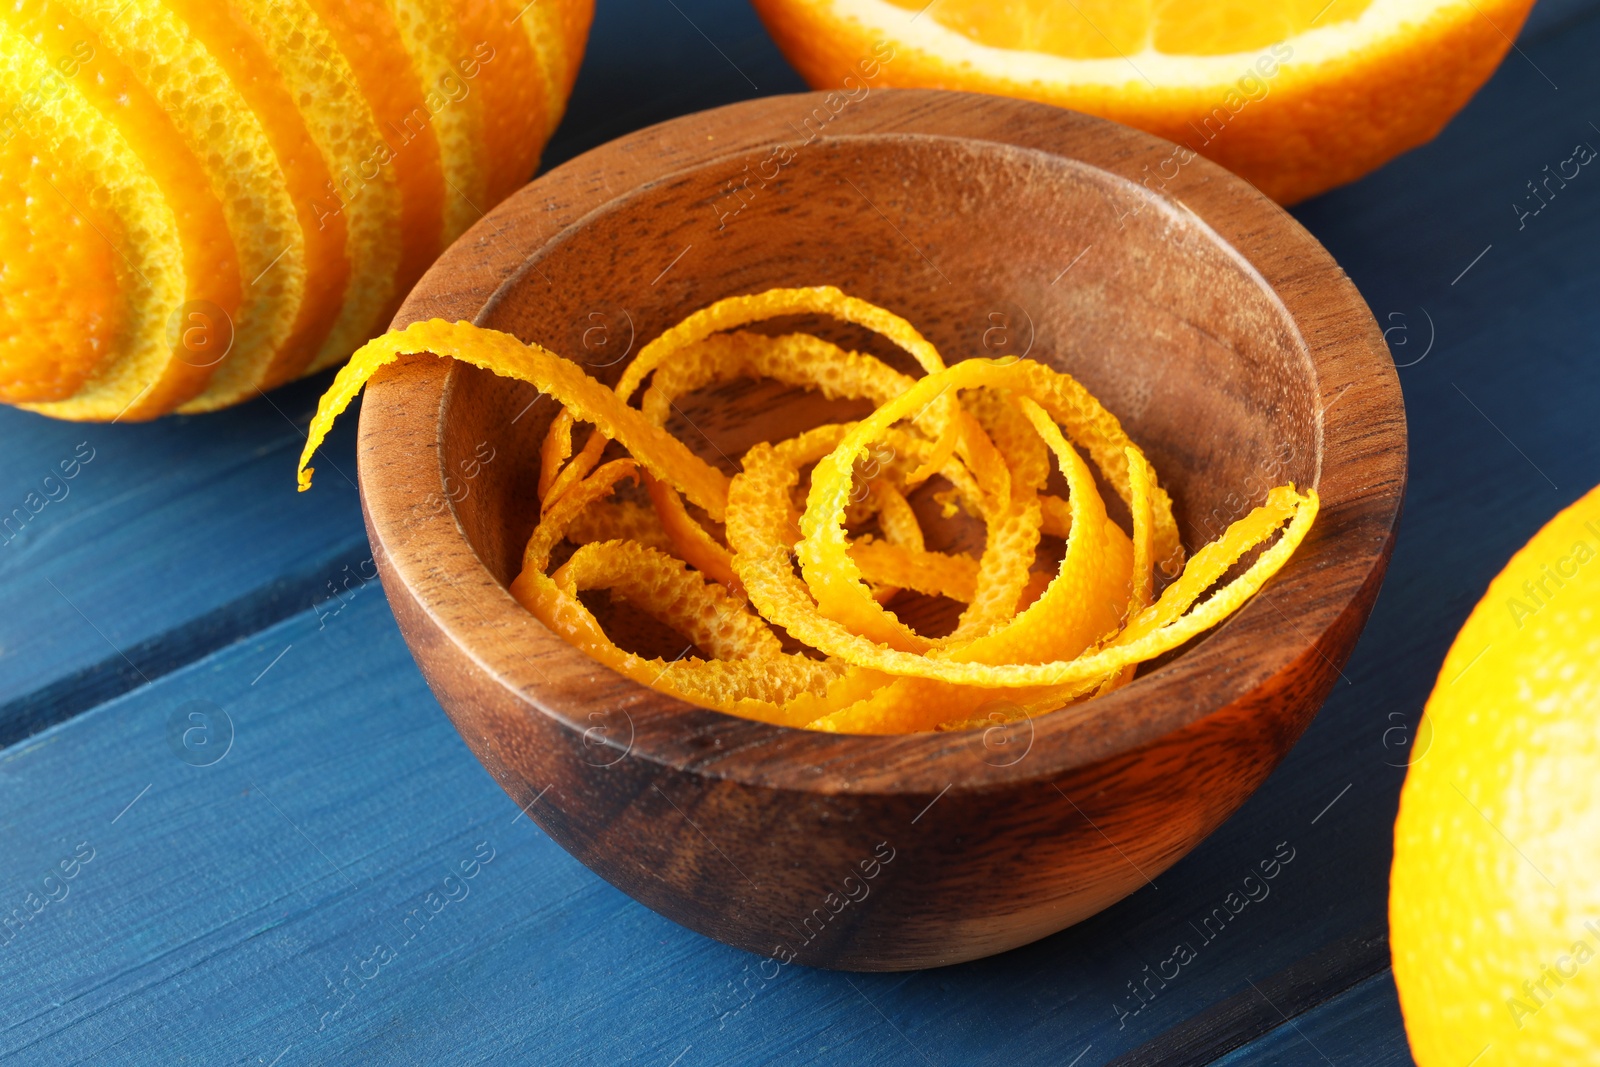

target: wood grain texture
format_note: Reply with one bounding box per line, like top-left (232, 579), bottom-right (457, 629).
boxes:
top-left (1109, 923), bottom-right (1390, 1066)
top-left (1211, 971), bottom-right (1416, 1067)
top-left (356, 90), bottom-right (1406, 970)
top-left (0, 373), bottom-right (366, 745)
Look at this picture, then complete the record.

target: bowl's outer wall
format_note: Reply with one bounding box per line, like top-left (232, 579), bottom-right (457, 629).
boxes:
top-left (357, 91), bottom-right (1406, 970)
top-left (374, 551), bottom-right (1380, 969)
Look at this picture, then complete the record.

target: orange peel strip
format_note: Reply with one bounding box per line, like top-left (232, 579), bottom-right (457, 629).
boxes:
top-left (296, 320), bottom-right (730, 520)
top-left (617, 286), bottom-right (949, 402)
top-left (864, 482), bottom-right (923, 604)
top-left (303, 292), bottom-right (1318, 734)
top-left (656, 330), bottom-right (917, 411)
top-left (543, 424), bottom-right (603, 514)
top-left (509, 460), bottom-right (839, 713)
top-left (1040, 495), bottom-right (1073, 539)
top-left (552, 540), bottom-right (780, 661)
top-left (633, 329), bottom-right (986, 606)
top-left (804, 484), bottom-right (1313, 733)
top-left (873, 483), bottom-right (925, 552)
top-left (643, 472), bottom-right (744, 596)
top-left (850, 539), bottom-right (980, 602)
top-left (538, 287), bottom-right (957, 508)
top-left (938, 397), bottom-right (1130, 669)
top-left (565, 498), bottom-right (676, 555)
top-left (539, 409), bottom-right (577, 502)
top-left (1009, 359), bottom-right (1184, 573)
top-left (630, 329), bottom-right (935, 597)
top-left (936, 388), bottom-right (1054, 643)
top-left (633, 329), bottom-right (918, 593)
top-left (750, 376), bottom-right (1316, 687)
top-left (1096, 446), bottom-right (1157, 697)
top-left (810, 394), bottom-right (1136, 735)
top-left (797, 357), bottom-right (1182, 659)
top-left (797, 361), bottom-right (1031, 654)
top-left (1118, 484), bottom-right (1307, 645)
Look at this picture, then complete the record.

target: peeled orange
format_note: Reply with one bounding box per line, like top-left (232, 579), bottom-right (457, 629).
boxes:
top-left (749, 0), bottom-right (1536, 203)
top-left (1392, 483), bottom-right (1600, 1064)
top-left (0, 0), bottom-right (591, 420)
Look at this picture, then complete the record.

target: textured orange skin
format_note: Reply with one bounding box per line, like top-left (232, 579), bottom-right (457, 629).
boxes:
top-left (0, 0), bottom-right (591, 419)
top-left (0, 129), bottom-right (123, 403)
top-left (748, 0), bottom-right (1535, 204)
top-left (5, 0), bottom-right (243, 415)
top-left (456, 1), bottom-right (544, 206)
top-left (304, 0), bottom-right (446, 331)
top-left (1391, 482), bottom-right (1600, 1065)
top-left (525, 0), bottom-right (593, 133)
top-left (163, 0), bottom-right (350, 392)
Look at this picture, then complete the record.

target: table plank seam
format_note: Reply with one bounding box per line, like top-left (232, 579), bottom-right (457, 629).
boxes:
top-left (1107, 924), bottom-right (1391, 1066)
top-left (0, 533), bottom-right (371, 752)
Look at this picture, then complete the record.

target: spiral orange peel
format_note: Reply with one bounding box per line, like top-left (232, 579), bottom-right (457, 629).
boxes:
top-left (300, 290), bottom-right (1317, 733)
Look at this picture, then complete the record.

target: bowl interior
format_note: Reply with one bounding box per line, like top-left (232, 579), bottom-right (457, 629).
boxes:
top-left (440, 132), bottom-right (1317, 659)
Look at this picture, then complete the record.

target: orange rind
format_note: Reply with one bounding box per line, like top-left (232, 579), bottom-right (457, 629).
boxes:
top-left (300, 289), bottom-right (1317, 733)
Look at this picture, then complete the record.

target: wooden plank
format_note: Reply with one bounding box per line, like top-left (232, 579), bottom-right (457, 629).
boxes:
top-left (0, 375), bottom-right (367, 746)
top-left (1213, 972), bottom-right (1416, 1067)
top-left (0, 591), bottom-right (1407, 1067)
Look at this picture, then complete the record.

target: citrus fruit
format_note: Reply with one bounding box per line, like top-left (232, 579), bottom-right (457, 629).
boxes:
top-left (748, 0), bottom-right (1536, 203)
top-left (1392, 483), bottom-right (1600, 1064)
top-left (0, 0), bottom-right (592, 420)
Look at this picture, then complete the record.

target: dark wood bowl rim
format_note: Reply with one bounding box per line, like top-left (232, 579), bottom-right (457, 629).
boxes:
top-left (357, 89), bottom-right (1406, 796)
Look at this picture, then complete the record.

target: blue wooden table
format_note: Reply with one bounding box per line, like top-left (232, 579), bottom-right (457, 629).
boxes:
top-left (3, 1), bottom-right (1598, 1063)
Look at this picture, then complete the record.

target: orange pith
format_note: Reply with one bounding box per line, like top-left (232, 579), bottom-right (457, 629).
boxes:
top-left (881, 0), bottom-right (1376, 57)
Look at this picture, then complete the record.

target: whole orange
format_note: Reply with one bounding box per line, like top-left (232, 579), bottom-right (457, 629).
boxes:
top-left (0, 0), bottom-right (591, 420)
top-left (1392, 483), bottom-right (1600, 1064)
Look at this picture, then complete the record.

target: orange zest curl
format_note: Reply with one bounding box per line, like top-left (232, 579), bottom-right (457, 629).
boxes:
top-left (300, 288), bottom-right (1317, 733)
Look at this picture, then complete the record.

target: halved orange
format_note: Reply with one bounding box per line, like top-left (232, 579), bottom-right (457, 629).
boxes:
top-left (750, 0), bottom-right (1537, 203)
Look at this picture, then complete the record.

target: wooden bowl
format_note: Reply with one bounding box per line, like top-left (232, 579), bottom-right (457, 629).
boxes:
top-left (356, 90), bottom-right (1406, 971)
